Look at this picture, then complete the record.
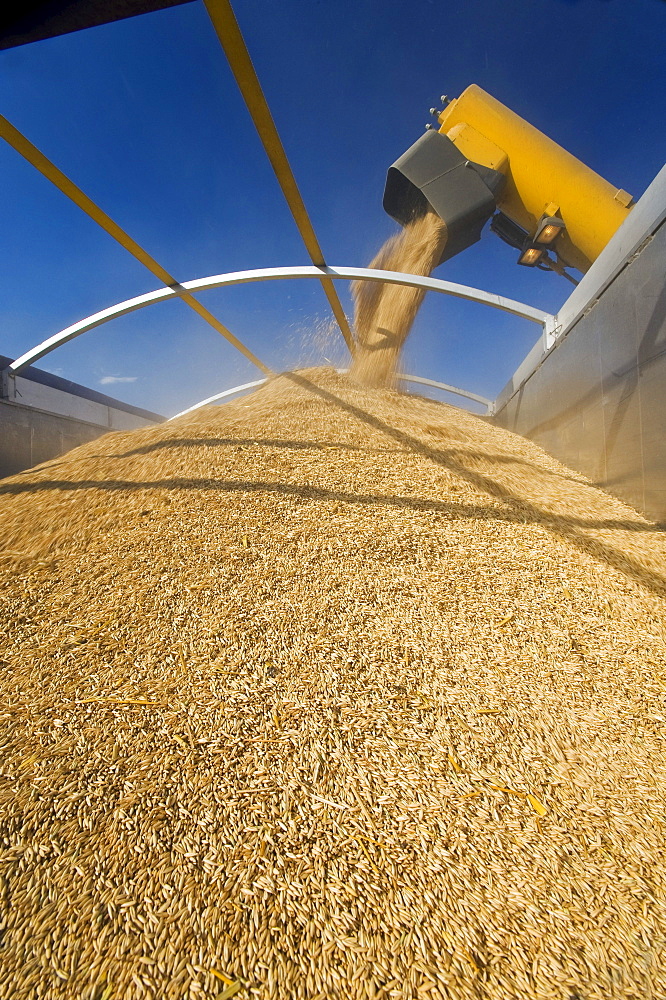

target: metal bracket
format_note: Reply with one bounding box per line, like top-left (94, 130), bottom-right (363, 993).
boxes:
top-left (1, 368), bottom-right (16, 400)
top-left (543, 315), bottom-right (561, 351)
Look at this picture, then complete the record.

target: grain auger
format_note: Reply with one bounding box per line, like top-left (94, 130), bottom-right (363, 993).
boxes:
top-left (383, 84), bottom-right (634, 283)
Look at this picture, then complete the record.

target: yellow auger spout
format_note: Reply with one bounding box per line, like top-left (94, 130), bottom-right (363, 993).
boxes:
top-left (384, 84), bottom-right (634, 275)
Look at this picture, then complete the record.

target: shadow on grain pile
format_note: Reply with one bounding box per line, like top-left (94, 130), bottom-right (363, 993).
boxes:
top-left (1, 366), bottom-right (666, 1000)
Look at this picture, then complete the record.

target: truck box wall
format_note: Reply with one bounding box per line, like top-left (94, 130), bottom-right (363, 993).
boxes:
top-left (0, 359), bottom-right (164, 478)
top-left (493, 167), bottom-right (666, 524)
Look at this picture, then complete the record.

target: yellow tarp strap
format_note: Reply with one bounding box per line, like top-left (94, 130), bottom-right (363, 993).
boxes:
top-left (0, 113), bottom-right (272, 375)
top-left (203, 0), bottom-right (356, 356)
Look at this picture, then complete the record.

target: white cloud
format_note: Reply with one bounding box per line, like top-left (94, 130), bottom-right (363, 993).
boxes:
top-left (99, 376), bottom-right (138, 385)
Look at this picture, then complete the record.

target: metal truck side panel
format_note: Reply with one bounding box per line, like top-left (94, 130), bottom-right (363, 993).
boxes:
top-left (493, 216), bottom-right (666, 523)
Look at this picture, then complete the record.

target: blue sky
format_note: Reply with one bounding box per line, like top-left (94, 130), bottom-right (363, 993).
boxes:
top-left (1, 0), bottom-right (665, 416)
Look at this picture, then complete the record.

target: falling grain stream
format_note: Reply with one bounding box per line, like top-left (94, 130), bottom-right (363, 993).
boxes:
top-left (1, 367), bottom-right (666, 1000)
top-left (350, 211), bottom-right (448, 388)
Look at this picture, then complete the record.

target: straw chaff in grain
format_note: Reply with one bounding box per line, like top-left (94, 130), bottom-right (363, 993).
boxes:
top-left (1, 366), bottom-right (666, 1000)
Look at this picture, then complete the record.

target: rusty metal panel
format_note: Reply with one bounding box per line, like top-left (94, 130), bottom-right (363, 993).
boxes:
top-left (494, 211), bottom-right (666, 524)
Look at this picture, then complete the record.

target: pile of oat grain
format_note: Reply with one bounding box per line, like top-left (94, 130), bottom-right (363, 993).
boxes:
top-left (1, 367), bottom-right (665, 1000)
